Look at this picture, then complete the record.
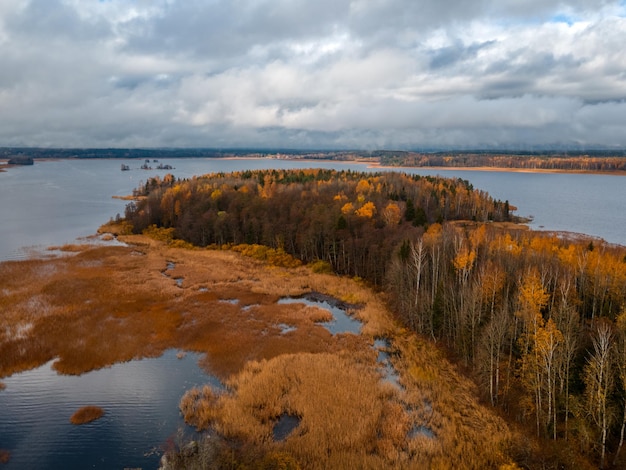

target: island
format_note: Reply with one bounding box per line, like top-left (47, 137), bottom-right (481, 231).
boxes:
top-left (7, 156), bottom-right (34, 165)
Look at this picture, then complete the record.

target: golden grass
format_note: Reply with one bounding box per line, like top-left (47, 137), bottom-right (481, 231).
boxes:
top-left (1, 231), bottom-right (517, 468)
top-left (69, 405), bottom-right (105, 425)
top-left (181, 353), bottom-right (402, 469)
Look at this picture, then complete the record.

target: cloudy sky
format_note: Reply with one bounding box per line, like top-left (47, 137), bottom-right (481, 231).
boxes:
top-left (1, 0), bottom-right (625, 149)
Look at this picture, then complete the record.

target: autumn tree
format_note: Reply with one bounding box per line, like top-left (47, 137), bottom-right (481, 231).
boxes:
top-left (613, 309), bottom-right (626, 466)
top-left (584, 319), bottom-right (616, 469)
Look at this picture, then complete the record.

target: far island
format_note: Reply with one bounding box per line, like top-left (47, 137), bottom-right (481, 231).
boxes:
top-left (7, 156), bottom-right (34, 165)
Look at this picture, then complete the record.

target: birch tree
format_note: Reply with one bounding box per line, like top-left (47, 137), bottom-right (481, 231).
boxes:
top-left (584, 319), bottom-right (616, 469)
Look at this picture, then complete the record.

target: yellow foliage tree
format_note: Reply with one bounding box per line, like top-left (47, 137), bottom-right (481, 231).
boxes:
top-left (382, 202), bottom-right (401, 226)
top-left (355, 201), bottom-right (376, 219)
top-left (355, 179), bottom-right (371, 194)
top-left (341, 202), bottom-right (355, 215)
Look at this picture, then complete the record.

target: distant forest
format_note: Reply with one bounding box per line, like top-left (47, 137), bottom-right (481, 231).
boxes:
top-left (0, 147), bottom-right (360, 160)
top-left (2, 147), bottom-right (626, 172)
top-left (124, 169), bottom-right (626, 468)
top-left (375, 151), bottom-right (626, 172)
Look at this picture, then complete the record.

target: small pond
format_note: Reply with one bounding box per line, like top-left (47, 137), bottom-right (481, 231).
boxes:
top-left (278, 294), bottom-right (362, 335)
top-left (0, 350), bottom-right (219, 469)
top-left (409, 425), bottom-right (436, 439)
top-left (272, 414), bottom-right (301, 441)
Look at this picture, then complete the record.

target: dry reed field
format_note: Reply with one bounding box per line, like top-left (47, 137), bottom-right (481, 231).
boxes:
top-left (69, 405), bottom-right (105, 425)
top-left (0, 230), bottom-right (518, 468)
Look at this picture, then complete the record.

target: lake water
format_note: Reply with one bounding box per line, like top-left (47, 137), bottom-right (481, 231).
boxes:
top-left (396, 168), bottom-right (626, 247)
top-left (0, 159), bottom-right (624, 262)
top-left (1, 157), bottom-right (625, 467)
top-left (0, 350), bottom-right (220, 470)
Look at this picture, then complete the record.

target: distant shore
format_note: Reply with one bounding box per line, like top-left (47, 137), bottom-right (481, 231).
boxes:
top-left (2, 156), bottom-right (626, 176)
top-left (366, 161), bottom-right (626, 176)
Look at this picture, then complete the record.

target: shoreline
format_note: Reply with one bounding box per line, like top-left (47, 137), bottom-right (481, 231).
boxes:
top-left (2, 156), bottom-right (626, 176)
top-left (365, 161), bottom-right (626, 176)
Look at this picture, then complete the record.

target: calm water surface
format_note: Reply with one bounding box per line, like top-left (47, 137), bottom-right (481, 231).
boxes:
top-left (397, 168), bottom-right (626, 246)
top-left (0, 158), bottom-right (371, 260)
top-left (0, 350), bottom-right (219, 469)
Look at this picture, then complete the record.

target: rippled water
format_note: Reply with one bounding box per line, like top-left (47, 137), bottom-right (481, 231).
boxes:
top-left (0, 350), bottom-right (219, 469)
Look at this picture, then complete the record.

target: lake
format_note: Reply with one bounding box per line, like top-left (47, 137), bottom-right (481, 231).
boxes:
top-left (0, 157), bottom-right (625, 468)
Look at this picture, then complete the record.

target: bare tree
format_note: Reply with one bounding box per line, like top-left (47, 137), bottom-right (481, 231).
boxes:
top-left (584, 319), bottom-right (616, 469)
top-left (613, 310), bottom-right (626, 466)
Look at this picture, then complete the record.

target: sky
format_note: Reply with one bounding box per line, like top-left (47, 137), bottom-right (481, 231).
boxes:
top-left (1, 0), bottom-right (625, 150)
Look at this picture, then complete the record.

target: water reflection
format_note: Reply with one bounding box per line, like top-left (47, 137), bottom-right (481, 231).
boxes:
top-left (0, 350), bottom-right (218, 470)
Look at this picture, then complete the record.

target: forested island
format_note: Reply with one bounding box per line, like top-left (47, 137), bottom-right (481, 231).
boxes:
top-left (123, 169), bottom-right (626, 469)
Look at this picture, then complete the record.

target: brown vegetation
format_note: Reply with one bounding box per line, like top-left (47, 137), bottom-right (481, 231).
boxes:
top-left (1, 232), bottom-right (516, 468)
top-left (69, 406), bottom-right (105, 425)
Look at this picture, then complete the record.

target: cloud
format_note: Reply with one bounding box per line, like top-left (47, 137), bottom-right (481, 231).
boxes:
top-left (0, 0), bottom-right (625, 149)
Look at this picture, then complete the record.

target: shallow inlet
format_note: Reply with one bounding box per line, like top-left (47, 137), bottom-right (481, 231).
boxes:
top-left (0, 350), bottom-right (219, 470)
top-left (409, 425), bottom-right (436, 439)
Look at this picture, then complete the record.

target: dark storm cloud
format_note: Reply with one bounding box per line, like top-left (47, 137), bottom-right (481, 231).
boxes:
top-left (0, 0), bottom-right (625, 148)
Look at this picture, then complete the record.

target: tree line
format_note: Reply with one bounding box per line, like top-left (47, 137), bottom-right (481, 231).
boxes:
top-left (124, 169), bottom-right (626, 468)
top-left (378, 152), bottom-right (626, 172)
top-left (387, 225), bottom-right (626, 467)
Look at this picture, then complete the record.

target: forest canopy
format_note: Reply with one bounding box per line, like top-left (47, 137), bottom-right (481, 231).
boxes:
top-left (125, 169), bottom-right (510, 285)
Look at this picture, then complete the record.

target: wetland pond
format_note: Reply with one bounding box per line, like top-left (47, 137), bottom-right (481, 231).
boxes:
top-left (278, 294), bottom-right (362, 335)
top-left (0, 290), bottom-right (426, 467)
